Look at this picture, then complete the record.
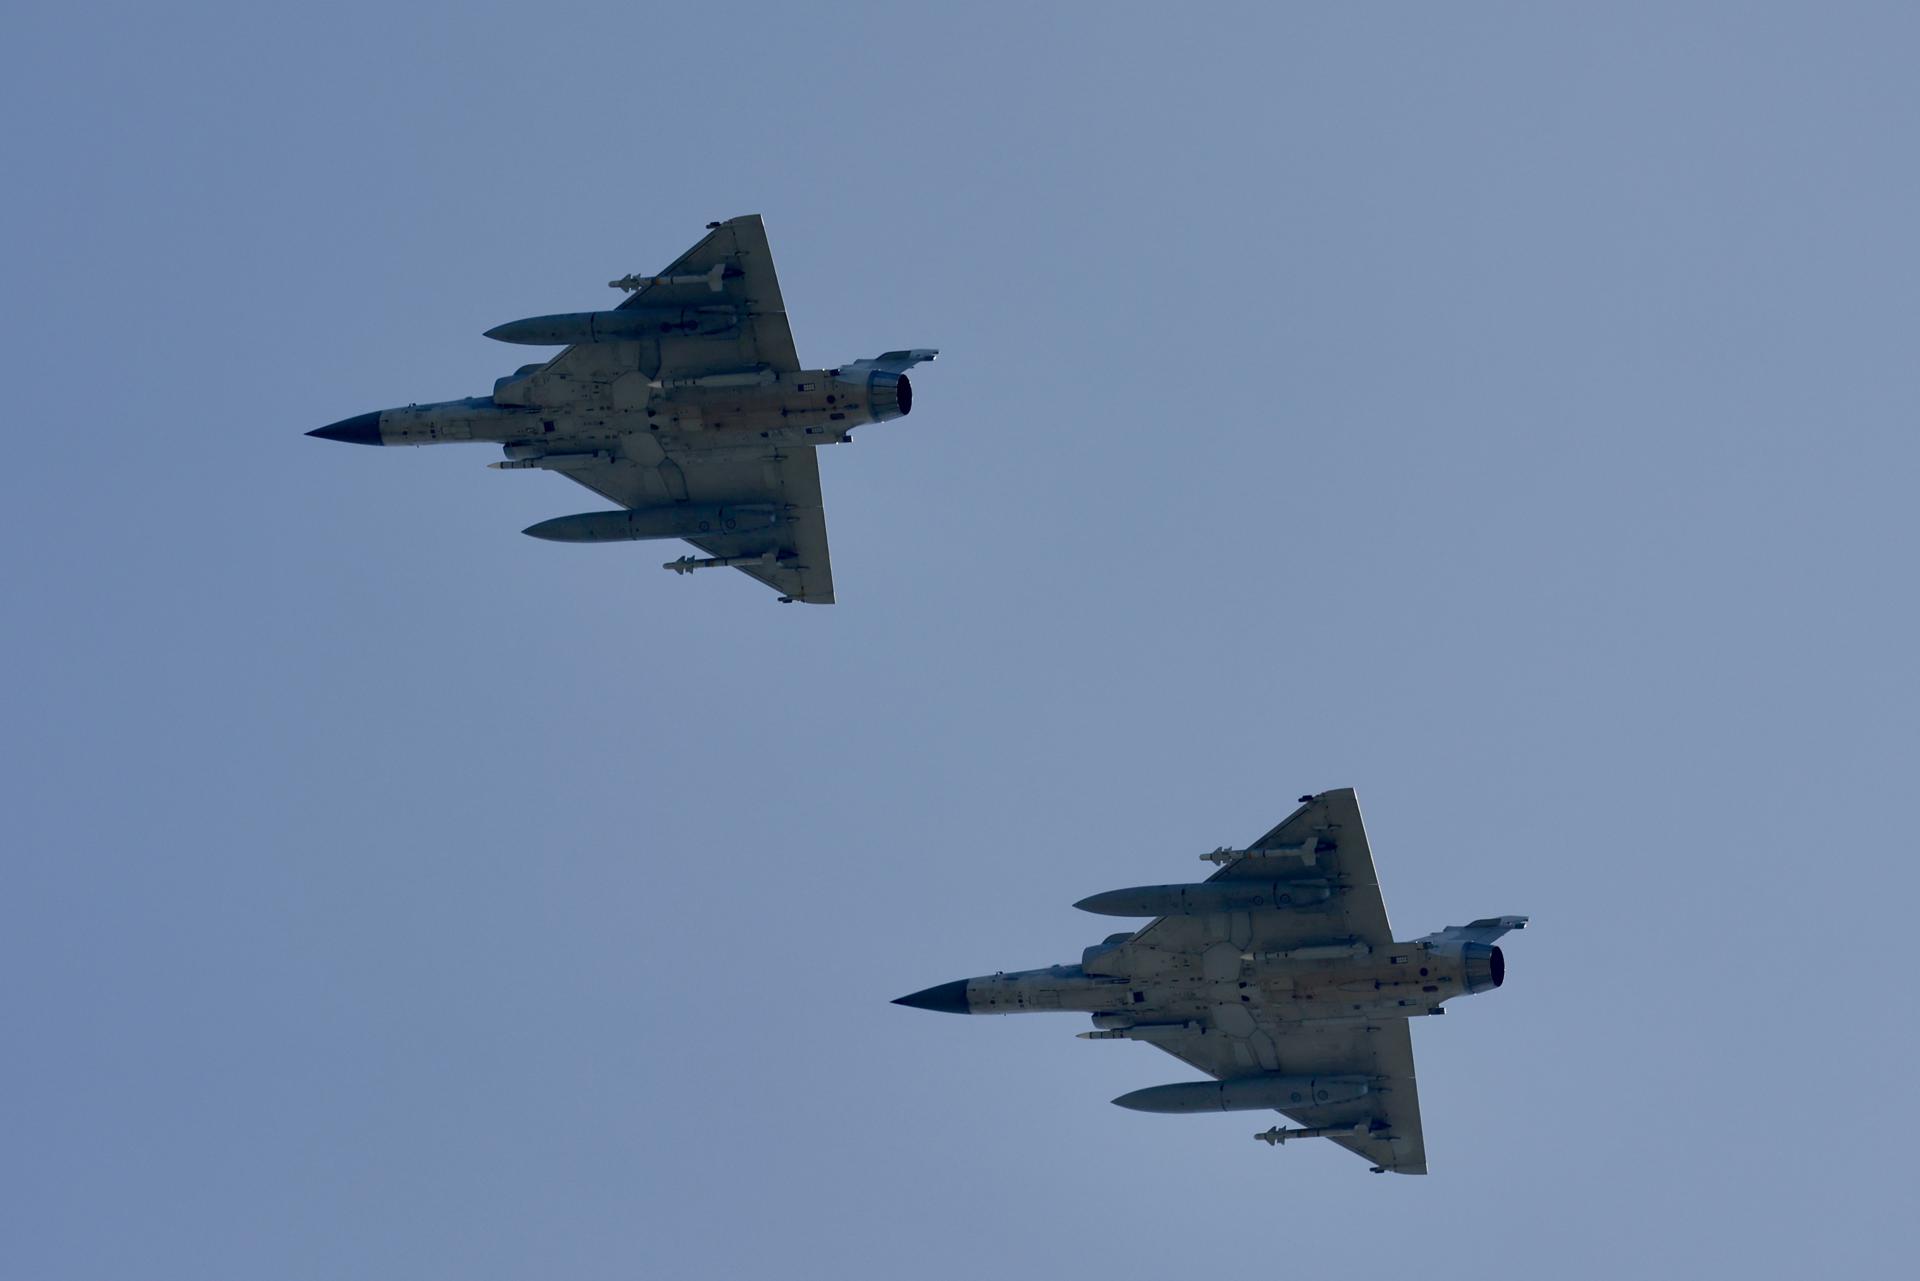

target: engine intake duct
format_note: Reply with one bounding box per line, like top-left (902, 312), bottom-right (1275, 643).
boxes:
top-left (1462, 942), bottom-right (1505, 994)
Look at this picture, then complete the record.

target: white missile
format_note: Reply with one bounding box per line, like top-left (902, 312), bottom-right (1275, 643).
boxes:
top-left (663, 551), bottom-right (784, 575)
top-left (488, 450), bottom-right (613, 472)
top-left (1074, 1021), bottom-right (1199, 1043)
top-left (1199, 840), bottom-right (1319, 867)
top-left (1253, 1121), bottom-right (1375, 1146)
top-left (609, 263), bottom-right (727, 293)
top-left (648, 367), bottom-right (779, 391)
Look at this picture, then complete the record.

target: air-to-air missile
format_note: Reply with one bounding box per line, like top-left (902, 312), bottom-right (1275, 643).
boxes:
top-left (1254, 1122), bottom-right (1385, 1146)
top-left (606, 264), bottom-right (728, 294)
top-left (662, 551), bottom-right (787, 576)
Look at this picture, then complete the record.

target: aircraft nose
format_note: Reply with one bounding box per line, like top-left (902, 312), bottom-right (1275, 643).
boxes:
top-left (306, 411), bottom-right (384, 446)
top-left (891, 979), bottom-right (972, 1015)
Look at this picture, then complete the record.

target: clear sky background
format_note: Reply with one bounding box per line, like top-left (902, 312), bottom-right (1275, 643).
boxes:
top-left (4, 3), bottom-right (1916, 1277)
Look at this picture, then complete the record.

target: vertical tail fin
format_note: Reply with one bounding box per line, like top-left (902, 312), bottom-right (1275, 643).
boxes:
top-left (1420, 915), bottom-right (1529, 945)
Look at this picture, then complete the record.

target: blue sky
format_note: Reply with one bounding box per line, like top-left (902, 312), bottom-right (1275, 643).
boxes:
top-left (4, 4), bottom-right (1916, 1277)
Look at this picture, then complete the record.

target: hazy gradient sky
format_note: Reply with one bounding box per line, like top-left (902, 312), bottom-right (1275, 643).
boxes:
top-left (4, 3), bottom-right (1917, 1277)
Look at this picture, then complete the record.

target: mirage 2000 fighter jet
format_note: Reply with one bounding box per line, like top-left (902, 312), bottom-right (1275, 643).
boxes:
top-left (895, 790), bottom-right (1527, 1174)
top-left (308, 215), bottom-right (935, 604)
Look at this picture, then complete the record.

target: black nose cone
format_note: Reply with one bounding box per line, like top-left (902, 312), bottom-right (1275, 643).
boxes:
top-left (307, 411), bottom-right (384, 446)
top-left (891, 979), bottom-right (971, 1015)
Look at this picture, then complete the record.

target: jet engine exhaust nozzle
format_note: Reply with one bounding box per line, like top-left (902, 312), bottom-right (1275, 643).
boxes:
top-left (868, 372), bottom-right (912, 422)
top-left (1462, 943), bottom-right (1505, 994)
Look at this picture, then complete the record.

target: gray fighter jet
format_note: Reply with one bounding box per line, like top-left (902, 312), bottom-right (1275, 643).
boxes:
top-left (308, 215), bottom-right (935, 604)
top-left (895, 790), bottom-right (1526, 1174)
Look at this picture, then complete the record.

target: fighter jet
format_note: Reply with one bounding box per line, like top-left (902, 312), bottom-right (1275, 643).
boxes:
top-left (308, 215), bottom-right (935, 604)
top-left (894, 789), bottom-right (1526, 1174)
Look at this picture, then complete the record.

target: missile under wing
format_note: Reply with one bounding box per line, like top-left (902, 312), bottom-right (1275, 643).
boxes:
top-left (309, 216), bottom-right (937, 604)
